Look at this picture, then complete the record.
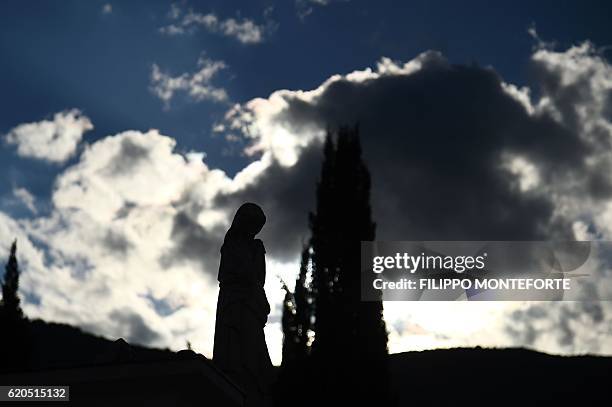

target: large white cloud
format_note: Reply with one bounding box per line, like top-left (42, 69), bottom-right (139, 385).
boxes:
top-left (4, 109), bottom-right (93, 163)
top-left (2, 41), bottom-right (612, 367)
top-left (2, 127), bottom-right (291, 363)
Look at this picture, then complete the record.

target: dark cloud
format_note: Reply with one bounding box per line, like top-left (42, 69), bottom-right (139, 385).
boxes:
top-left (223, 52), bottom-right (594, 264)
top-left (105, 137), bottom-right (151, 176)
top-left (113, 201), bottom-right (138, 220)
top-left (164, 142), bottom-right (323, 270)
top-left (317, 62), bottom-right (586, 239)
top-left (557, 305), bottom-right (579, 346)
top-left (507, 309), bottom-right (538, 346)
top-left (506, 301), bottom-right (608, 351)
top-left (159, 210), bottom-right (225, 274)
top-left (108, 308), bottom-right (160, 345)
top-left (101, 229), bottom-right (133, 257)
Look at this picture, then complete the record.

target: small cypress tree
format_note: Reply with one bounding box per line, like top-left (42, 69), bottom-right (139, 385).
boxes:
top-left (281, 278), bottom-right (298, 365)
top-left (0, 239), bottom-right (29, 372)
top-left (1, 240), bottom-right (23, 322)
top-left (293, 244), bottom-right (312, 359)
top-left (281, 243), bottom-right (313, 366)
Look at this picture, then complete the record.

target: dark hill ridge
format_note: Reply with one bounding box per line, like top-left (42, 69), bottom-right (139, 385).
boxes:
top-left (1, 319), bottom-right (610, 404)
top-left (17, 319), bottom-right (175, 372)
top-left (389, 348), bottom-right (611, 405)
top-left (0, 319), bottom-right (244, 406)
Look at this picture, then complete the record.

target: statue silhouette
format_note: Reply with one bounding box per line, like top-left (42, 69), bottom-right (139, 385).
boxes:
top-left (213, 202), bottom-right (273, 406)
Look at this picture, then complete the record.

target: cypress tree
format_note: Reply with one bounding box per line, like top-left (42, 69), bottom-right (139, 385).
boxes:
top-left (309, 126), bottom-right (391, 404)
top-left (309, 131), bottom-right (338, 356)
top-left (0, 239), bottom-right (29, 372)
top-left (278, 126), bottom-right (391, 405)
top-left (1, 240), bottom-right (23, 322)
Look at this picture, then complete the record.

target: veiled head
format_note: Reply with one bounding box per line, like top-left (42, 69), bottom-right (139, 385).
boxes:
top-left (229, 202), bottom-right (266, 238)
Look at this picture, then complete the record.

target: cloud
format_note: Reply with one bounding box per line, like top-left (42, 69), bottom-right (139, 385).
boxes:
top-left (6, 127), bottom-right (293, 355)
top-left (0, 123), bottom-right (288, 360)
top-left (159, 5), bottom-right (271, 44)
top-left (1, 130), bottom-right (237, 352)
top-left (0, 187), bottom-right (39, 216)
top-left (4, 109), bottom-right (93, 163)
top-left (13, 187), bottom-right (37, 214)
top-left (215, 43), bottom-right (612, 354)
top-left (2, 41), bottom-right (612, 364)
top-left (220, 50), bottom-right (581, 255)
top-left (529, 43), bottom-right (612, 240)
top-left (506, 301), bottom-right (612, 353)
top-left (150, 56), bottom-right (229, 108)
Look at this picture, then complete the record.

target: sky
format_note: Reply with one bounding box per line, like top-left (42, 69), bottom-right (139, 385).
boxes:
top-left (1, 0), bottom-right (612, 365)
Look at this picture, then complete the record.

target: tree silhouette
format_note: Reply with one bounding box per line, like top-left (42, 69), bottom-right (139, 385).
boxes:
top-left (309, 125), bottom-right (390, 404)
top-left (281, 278), bottom-right (298, 365)
top-left (0, 239), bottom-right (29, 372)
top-left (1, 240), bottom-right (23, 322)
top-left (279, 126), bottom-right (392, 405)
top-left (281, 244), bottom-right (312, 366)
top-left (293, 244), bottom-right (312, 360)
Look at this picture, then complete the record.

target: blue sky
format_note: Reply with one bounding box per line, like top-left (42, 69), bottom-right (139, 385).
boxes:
top-left (2, 0), bottom-right (611, 204)
top-left (1, 1), bottom-right (612, 363)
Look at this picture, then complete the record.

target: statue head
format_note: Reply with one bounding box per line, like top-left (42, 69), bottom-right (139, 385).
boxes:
top-left (229, 202), bottom-right (266, 239)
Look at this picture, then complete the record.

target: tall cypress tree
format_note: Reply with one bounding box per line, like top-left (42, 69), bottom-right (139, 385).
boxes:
top-left (1, 240), bottom-right (23, 322)
top-left (278, 126), bottom-right (391, 405)
top-left (309, 131), bottom-right (337, 356)
top-left (309, 126), bottom-right (391, 405)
